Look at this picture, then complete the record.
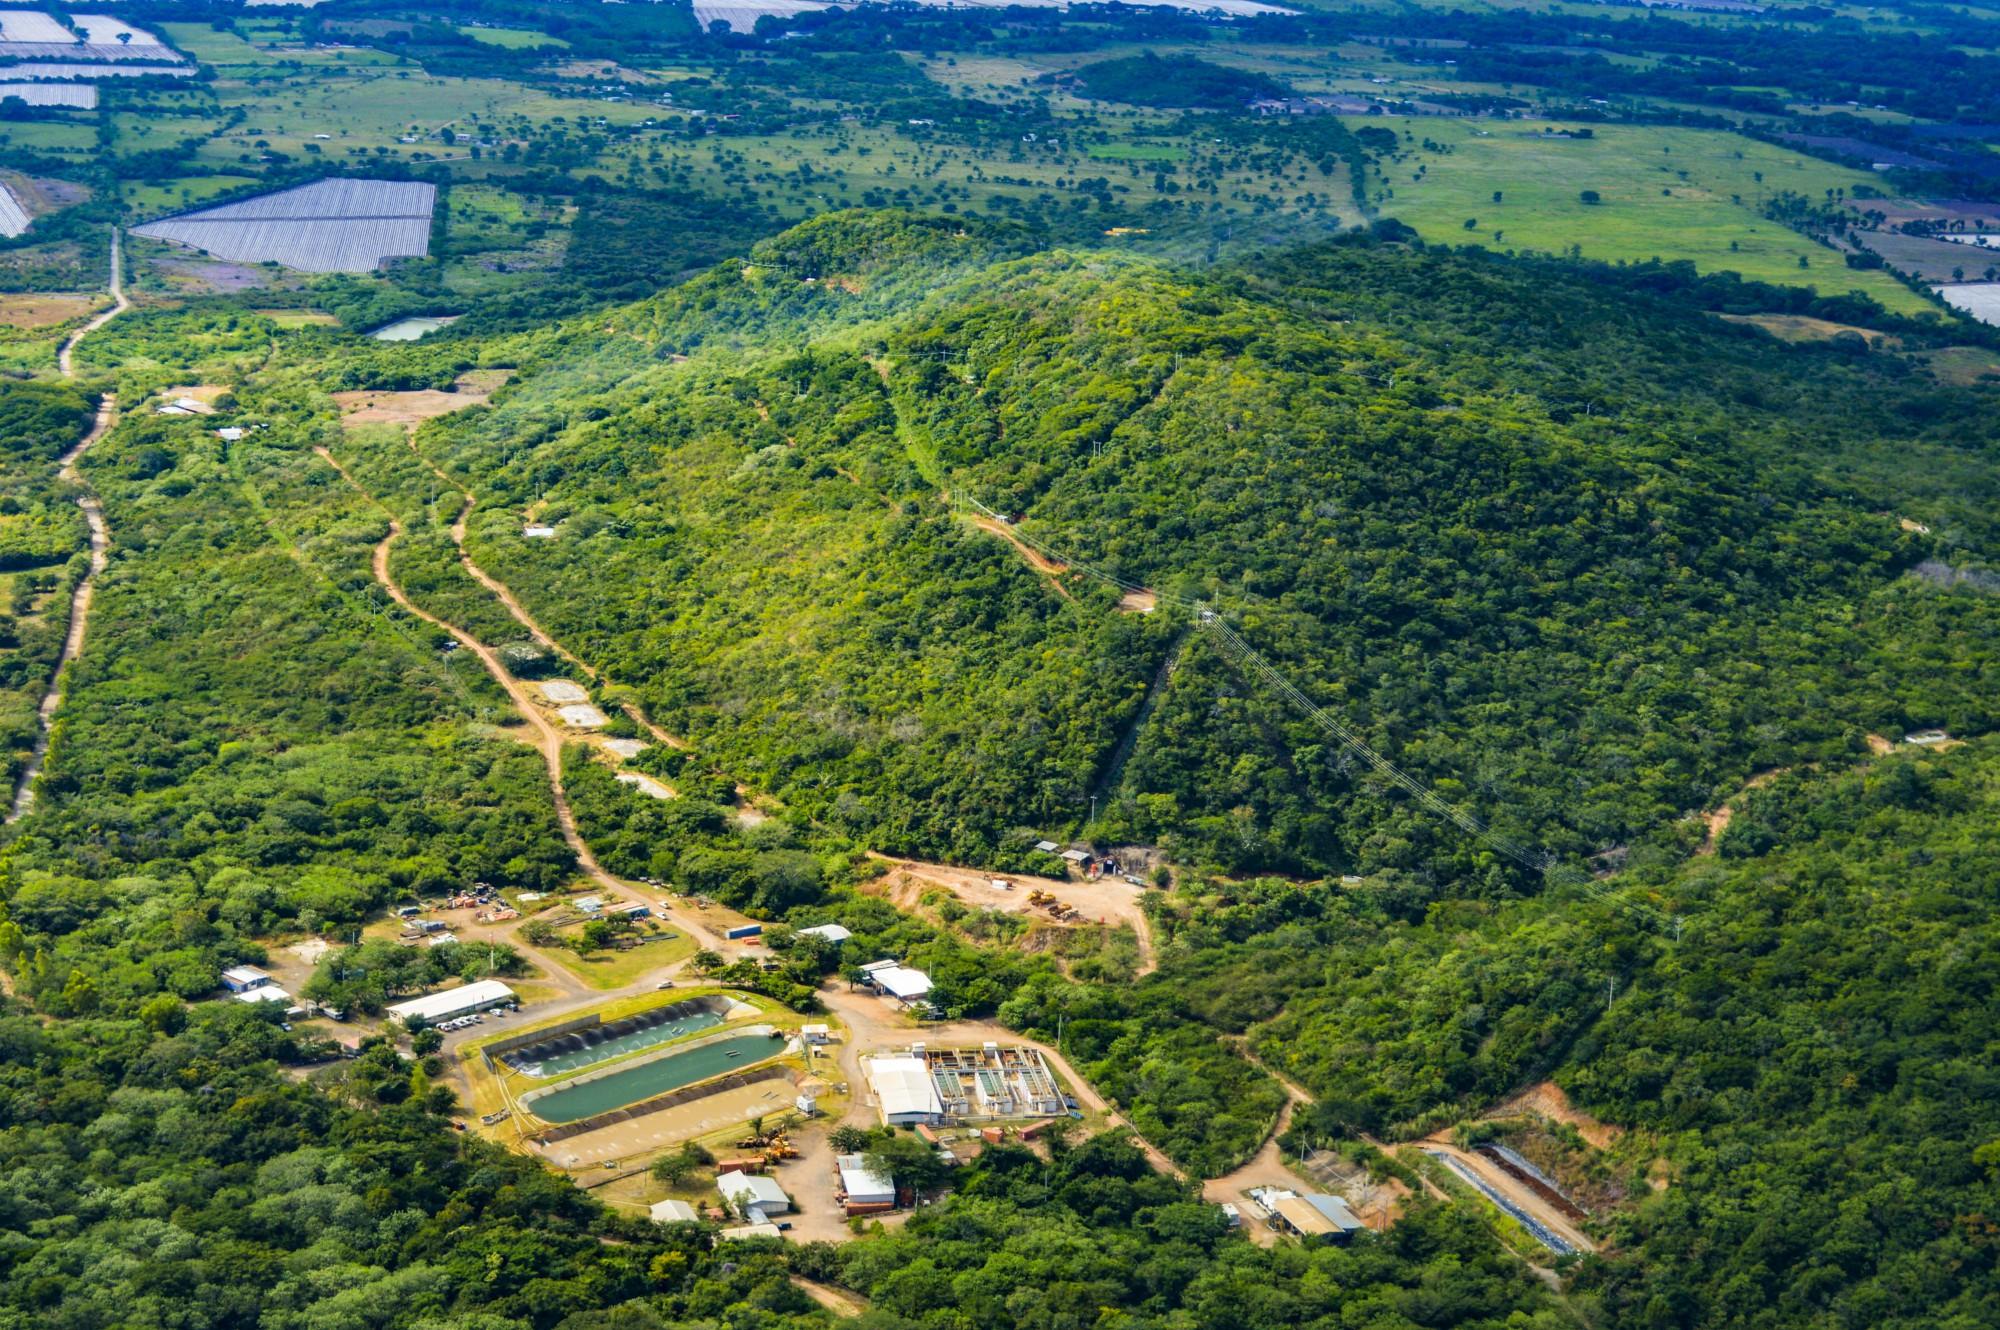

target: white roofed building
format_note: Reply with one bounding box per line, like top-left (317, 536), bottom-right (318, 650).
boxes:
top-left (650, 1199), bottom-right (700, 1224)
top-left (221, 965), bottom-right (272, 992)
top-left (797, 923), bottom-right (851, 943)
top-left (385, 979), bottom-right (516, 1026)
top-left (865, 1054), bottom-right (945, 1125)
top-left (716, 1170), bottom-right (791, 1223)
top-left (233, 985), bottom-right (291, 1006)
top-left (837, 1154), bottom-right (896, 1212)
top-left (869, 965), bottom-right (932, 1005)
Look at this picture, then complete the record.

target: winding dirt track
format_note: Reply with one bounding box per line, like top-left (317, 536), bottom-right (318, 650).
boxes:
top-left (404, 437), bottom-right (687, 750)
top-left (7, 227), bottom-right (127, 825)
top-left (311, 446), bottom-right (725, 953)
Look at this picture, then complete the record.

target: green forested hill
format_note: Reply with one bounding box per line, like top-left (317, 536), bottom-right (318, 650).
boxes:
top-left (403, 217), bottom-right (2000, 887)
top-left (2, 211), bottom-right (1997, 1330)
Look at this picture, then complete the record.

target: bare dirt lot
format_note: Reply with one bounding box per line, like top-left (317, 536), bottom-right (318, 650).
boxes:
top-left (867, 856), bottom-right (1156, 973)
top-left (147, 255), bottom-right (298, 294)
top-left (0, 293), bottom-right (99, 328)
top-left (1487, 1080), bottom-right (1622, 1150)
top-left (333, 369), bottom-right (514, 427)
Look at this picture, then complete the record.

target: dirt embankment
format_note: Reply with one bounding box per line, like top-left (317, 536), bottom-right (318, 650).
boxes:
top-left (866, 855), bottom-right (1157, 977)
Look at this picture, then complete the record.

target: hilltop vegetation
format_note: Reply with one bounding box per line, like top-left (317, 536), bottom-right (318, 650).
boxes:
top-left (2, 0), bottom-right (2000, 1321)
top-left (391, 216), bottom-right (2000, 892)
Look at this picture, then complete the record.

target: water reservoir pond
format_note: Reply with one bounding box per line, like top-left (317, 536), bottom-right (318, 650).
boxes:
top-left (510, 1005), bottom-right (728, 1079)
top-left (528, 1030), bottom-right (786, 1124)
top-left (369, 314), bottom-right (461, 341)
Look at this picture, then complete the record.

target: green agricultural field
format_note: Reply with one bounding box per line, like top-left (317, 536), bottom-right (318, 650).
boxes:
top-left (1086, 142), bottom-right (1189, 162)
top-left (460, 25), bottom-right (570, 49)
top-left (1357, 117), bottom-right (1932, 313)
top-left (122, 175), bottom-right (263, 218)
top-left (0, 120), bottom-right (96, 159)
top-left (160, 21), bottom-right (406, 72)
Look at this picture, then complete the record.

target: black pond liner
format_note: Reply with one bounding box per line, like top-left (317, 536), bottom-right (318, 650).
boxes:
top-left (496, 994), bottom-right (734, 1072)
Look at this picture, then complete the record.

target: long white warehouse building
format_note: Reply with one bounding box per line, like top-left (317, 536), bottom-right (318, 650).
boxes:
top-left (386, 980), bottom-right (516, 1026)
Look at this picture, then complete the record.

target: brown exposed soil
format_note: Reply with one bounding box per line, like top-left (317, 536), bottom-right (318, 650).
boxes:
top-left (0, 169), bottom-right (88, 216)
top-left (791, 1279), bottom-right (865, 1317)
top-left (1715, 312), bottom-right (1896, 346)
top-left (0, 293), bottom-right (99, 328)
top-left (147, 255), bottom-right (296, 294)
top-left (968, 513), bottom-right (1073, 600)
top-left (1489, 1081), bottom-right (1621, 1150)
top-left (1696, 766), bottom-right (1789, 856)
top-left (864, 854), bottom-right (1156, 976)
top-left (332, 370), bottom-right (514, 428)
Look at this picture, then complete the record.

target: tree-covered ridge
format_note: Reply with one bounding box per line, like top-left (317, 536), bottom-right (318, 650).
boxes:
top-left (419, 333), bottom-right (1174, 866)
top-left (1072, 53), bottom-right (1292, 109)
top-left (985, 735), bottom-right (2000, 1327)
top-left (878, 238), bottom-right (1998, 878)
top-left (279, 215), bottom-right (2000, 890)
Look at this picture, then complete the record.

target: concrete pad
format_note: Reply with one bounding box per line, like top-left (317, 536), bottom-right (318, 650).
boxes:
top-left (617, 771), bottom-right (675, 800)
top-left (558, 703), bottom-right (609, 729)
top-left (536, 1080), bottom-right (797, 1168)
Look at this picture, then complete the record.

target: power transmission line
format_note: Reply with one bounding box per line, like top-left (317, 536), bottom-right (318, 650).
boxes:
top-left (953, 490), bottom-right (1671, 931)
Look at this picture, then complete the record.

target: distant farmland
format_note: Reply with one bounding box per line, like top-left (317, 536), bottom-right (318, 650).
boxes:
top-left (132, 179), bottom-right (437, 273)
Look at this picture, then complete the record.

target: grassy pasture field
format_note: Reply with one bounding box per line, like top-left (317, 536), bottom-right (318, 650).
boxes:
top-left (194, 71), bottom-right (676, 171)
top-left (0, 120), bottom-right (97, 161)
top-left (461, 25), bottom-right (570, 50)
top-left (1358, 117), bottom-right (1933, 313)
top-left (121, 174), bottom-right (263, 217)
top-left (160, 21), bottom-right (405, 72)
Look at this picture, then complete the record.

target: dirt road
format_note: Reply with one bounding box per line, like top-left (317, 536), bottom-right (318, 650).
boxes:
top-left (8, 227), bottom-right (127, 824)
top-left (312, 446), bottom-right (727, 958)
top-left (404, 436), bottom-right (688, 751)
top-left (967, 513), bottom-right (1073, 600)
top-left (56, 228), bottom-right (128, 378)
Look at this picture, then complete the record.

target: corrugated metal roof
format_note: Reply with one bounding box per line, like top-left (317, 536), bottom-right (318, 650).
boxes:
top-left (1273, 1195), bottom-right (1338, 1236)
top-left (385, 979), bottom-right (515, 1023)
top-left (836, 1153), bottom-right (894, 1201)
top-left (866, 1054), bottom-right (944, 1119)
